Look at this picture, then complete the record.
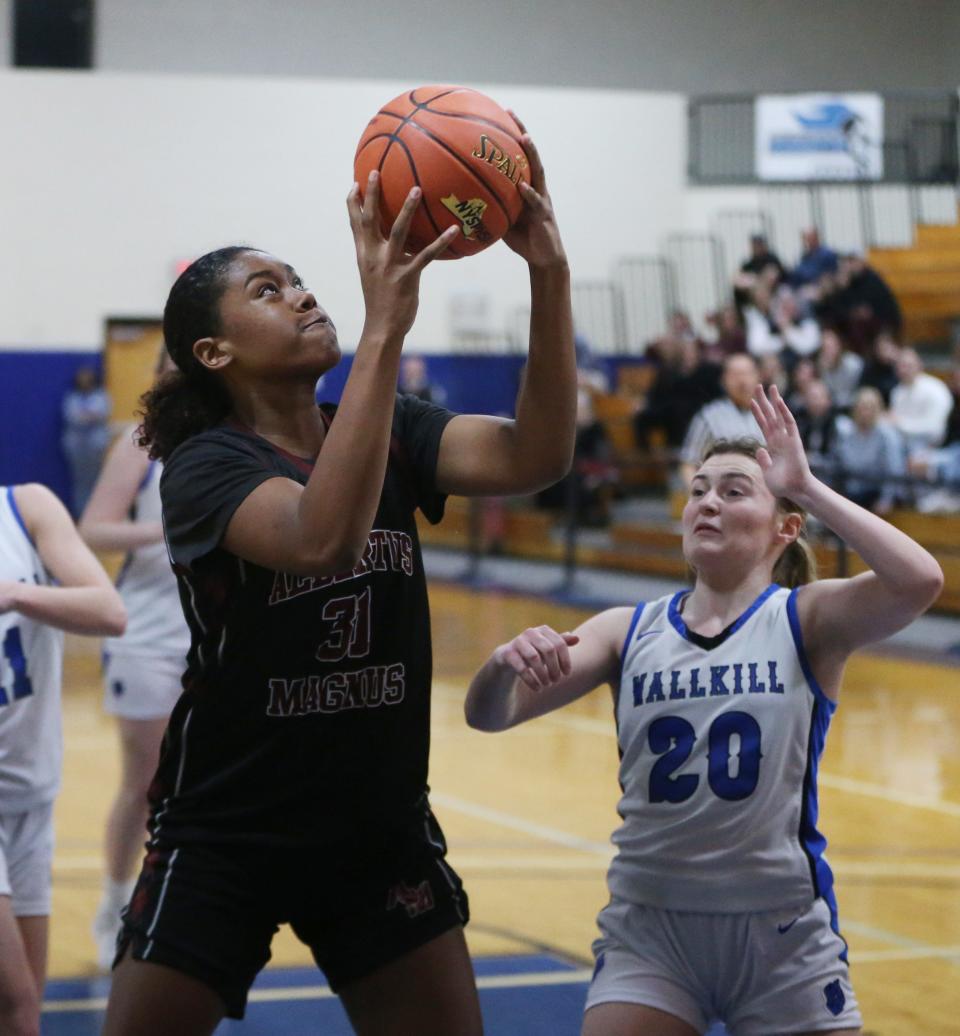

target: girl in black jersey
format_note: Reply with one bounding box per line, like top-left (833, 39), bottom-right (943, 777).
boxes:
top-left (102, 123), bottom-right (575, 1036)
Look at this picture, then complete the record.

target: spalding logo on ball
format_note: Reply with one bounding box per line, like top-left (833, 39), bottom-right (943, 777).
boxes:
top-left (354, 85), bottom-right (531, 259)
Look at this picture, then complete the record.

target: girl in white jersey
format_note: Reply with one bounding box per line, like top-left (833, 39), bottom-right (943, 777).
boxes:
top-left (466, 384), bottom-right (944, 1036)
top-left (0, 483), bottom-right (125, 1036)
top-left (80, 357), bottom-right (192, 969)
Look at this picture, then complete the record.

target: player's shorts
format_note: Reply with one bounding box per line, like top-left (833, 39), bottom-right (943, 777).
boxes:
top-left (0, 801), bottom-right (55, 916)
top-left (115, 803), bottom-right (469, 1019)
top-left (103, 652), bottom-right (184, 720)
top-left (586, 896), bottom-right (862, 1034)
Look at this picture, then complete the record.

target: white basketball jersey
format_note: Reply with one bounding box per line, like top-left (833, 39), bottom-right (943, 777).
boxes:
top-left (0, 487), bottom-right (65, 809)
top-left (103, 460), bottom-right (190, 660)
top-left (608, 584), bottom-right (837, 917)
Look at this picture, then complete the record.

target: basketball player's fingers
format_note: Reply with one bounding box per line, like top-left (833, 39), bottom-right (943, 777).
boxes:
top-left (552, 632), bottom-right (579, 675)
top-left (346, 183), bottom-right (364, 237)
top-left (411, 225), bottom-right (460, 269)
top-left (518, 132), bottom-right (546, 192)
top-left (526, 630), bottom-right (564, 682)
top-left (501, 647), bottom-right (542, 689)
top-left (518, 181), bottom-right (551, 216)
top-left (515, 636), bottom-right (552, 684)
top-left (771, 384), bottom-right (799, 431)
top-left (360, 171), bottom-right (381, 230)
top-left (387, 187), bottom-right (423, 251)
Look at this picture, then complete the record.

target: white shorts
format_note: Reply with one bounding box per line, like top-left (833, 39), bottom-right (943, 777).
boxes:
top-left (103, 653), bottom-right (184, 720)
top-left (587, 897), bottom-right (862, 1035)
top-left (0, 802), bottom-right (54, 916)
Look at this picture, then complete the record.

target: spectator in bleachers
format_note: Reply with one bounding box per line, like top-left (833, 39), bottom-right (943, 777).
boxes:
top-left (789, 227), bottom-right (839, 291)
top-left (679, 353), bottom-right (763, 485)
top-left (838, 252), bottom-right (902, 337)
top-left (908, 443), bottom-right (960, 513)
top-left (633, 335), bottom-right (721, 451)
top-left (832, 387), bottom-right (904, 514)
top-left (398, 354), bottom-right (446, 405)
top-left (757, 352), bottom-right (788, 397)
top-left (940, 359), bottom-right (960, 447)
top-left (794, 379), bottom-right (844, 468)
top-left (772, 287), bottom-right (820, 368)
top-left (537, 381), bottom-right (616, 526)
top-left (817, 328), bottom-right (864, 412)
top-left (889, 346), bottom-right (954, 454)
top-left (702, 303), bottom-right (746, 361)
top-left (858, 331), bottom-right (901, 406)
top-left (742, 282), bottom-right (782, 358)
top-left (61, 365), bottom-right (112, 519)
top-left (732, 233), bottom-right (785, 308)
top-left (785, 357), bottom-right (817, 415)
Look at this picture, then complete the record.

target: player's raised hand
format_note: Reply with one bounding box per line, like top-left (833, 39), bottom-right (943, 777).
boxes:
top-left (750, 384), bottom-right (813, 500)
top-left (502, 113), bottom-right (567, 270)
top-left (493, 625), bottom-right (580, 690)
top-left (347, 171), bottom-right (458, 338)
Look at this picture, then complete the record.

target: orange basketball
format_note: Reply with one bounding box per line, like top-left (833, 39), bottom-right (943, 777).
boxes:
top-left (354, 85), bottom-right (531, 260)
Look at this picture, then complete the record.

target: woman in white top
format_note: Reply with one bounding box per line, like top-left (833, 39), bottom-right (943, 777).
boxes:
top-left (0, 483), bottom-right (125, 1036)
top-left (465, 385), bottom-right (943, 1036)
top-left (79, 353), bottom-right (191, 970)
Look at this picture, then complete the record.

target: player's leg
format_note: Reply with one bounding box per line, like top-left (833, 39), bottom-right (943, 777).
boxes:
top-left (338, 925), bottom-right (482, 1036)
top-left (582, 1002), bottom-right (701, 1036)
top-left (0, 897), bottom-right (41, 1036)
top-left (94, 714), bottom-right (168, 967)
top-left (15, 916), bottom-right (49, 994)
top-left (102, 950), bottom-right (226, 1036)
top-left (104, 841), bottom-right (278, 1032)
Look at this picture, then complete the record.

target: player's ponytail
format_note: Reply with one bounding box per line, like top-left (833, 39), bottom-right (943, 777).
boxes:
top-left (772, 534), bottom-right (818, 588)
top-left (700, 438), bottom-right (818, 588)
top-left (137, 246), bottom-right (255, 461)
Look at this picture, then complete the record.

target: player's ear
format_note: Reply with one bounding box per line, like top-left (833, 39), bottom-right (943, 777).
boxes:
top-left (777, 511), bottom-right (803, 546)
top-left (193, 336), bottom-right (232, 372)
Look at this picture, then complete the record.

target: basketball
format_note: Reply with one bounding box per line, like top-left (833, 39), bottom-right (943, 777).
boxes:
top-left (354, 85), bottom-right (531, 259)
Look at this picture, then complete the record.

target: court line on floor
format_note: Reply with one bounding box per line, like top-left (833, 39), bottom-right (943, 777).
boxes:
top-left (42, 968), bottom-right (595, 1013)
top-left (431, 790), bottom-right (960, 968)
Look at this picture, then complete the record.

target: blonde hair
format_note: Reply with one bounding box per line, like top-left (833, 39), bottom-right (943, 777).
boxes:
top-left (696, 438), bottom-right (818, 588)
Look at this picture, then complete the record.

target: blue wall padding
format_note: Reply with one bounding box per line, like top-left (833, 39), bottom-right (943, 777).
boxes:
top-left (0, 351), bottom-right (102, 505)
top-left (0, 351), bottom-right (645, 505)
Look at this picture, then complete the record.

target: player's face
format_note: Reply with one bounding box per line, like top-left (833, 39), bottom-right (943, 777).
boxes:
top-left (208, 251), bottom-right (340, 380)
top-left (682, 454), bottom-right (781, 577)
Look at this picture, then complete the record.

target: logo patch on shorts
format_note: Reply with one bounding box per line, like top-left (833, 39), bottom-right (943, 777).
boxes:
top-left (386, 880), bottom-right (435, 918)
top-left (823, 978), bottom-right (845, 1016)
top-left (112, 680), bottom-right (125, 697)
top-left (591, 952), bottom-right (606, 981)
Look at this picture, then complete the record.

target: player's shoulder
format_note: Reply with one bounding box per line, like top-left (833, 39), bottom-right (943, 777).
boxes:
top-left (164, 423), bottom-right (270, 472)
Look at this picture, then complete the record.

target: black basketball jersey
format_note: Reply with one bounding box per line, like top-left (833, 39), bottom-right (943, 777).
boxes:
top-left (151, 393), bottom-right (454, 848)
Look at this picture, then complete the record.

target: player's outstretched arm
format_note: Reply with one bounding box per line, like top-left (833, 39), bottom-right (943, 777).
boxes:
top-left (79, 429), bottom-right (163, 552)
top-left (221, 175), bottom-right (458, 578)
top-left (465, 608), bottom-right (631, 732)
top-left (0, 484), bottom-right (126, 636)
top-left (751, 385), bottom-right (943, 678)
top-left (434, 123), bottom-right (576, 499)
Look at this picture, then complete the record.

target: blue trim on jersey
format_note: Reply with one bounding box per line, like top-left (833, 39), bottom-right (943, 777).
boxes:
top-left (618, 602), bottom-right (646, 677)
top-left (786, 586), bottom-right (836, 710)
top-left (666, 583), bottom-right (778, 646)
top-left (799, 697), bottom-right (846, 962)
top-left (6, 486), bottom-right (34, 548)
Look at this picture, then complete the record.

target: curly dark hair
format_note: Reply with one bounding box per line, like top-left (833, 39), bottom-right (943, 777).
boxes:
top-left (137, 246), bottom-right (258, 461)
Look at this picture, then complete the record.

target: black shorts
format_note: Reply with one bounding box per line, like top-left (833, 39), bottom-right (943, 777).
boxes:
top-left (115, 808), bottom-right (469, 1019)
